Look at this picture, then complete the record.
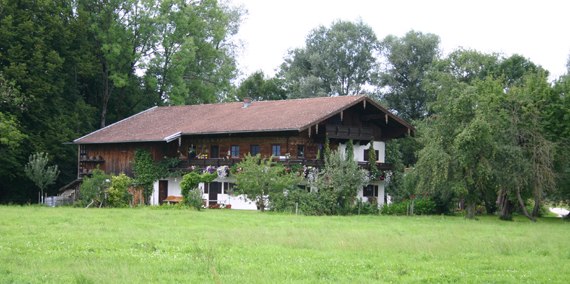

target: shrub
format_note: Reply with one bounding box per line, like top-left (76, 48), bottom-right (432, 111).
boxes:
top-left (79, 169), bottom-right (110, 207)
top-left (107, 174), bottom-right (133, 207)
top-left (413, 198), bottom-right (437, 215)
top-left (381, 198), bottom-right (437, 215)
top-left (271, 187), bottom-right (342, 216)
top-left (185, 188), bottom-right (204, 210)
top-left (352, 199), bottom-right (379, 215)
top-left (180, 171), bottom-right (215, 210)
top-left (381, 201), bottom-right (408, 215)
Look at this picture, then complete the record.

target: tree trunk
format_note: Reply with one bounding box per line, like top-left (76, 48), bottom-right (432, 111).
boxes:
top-left (531, 193), bottom-right (541, 218)
top-left (465, 201), bottom-right (476, 219)
top-left (515, 187), bottom-right (535, 222)
top-left (497, 188), bottom-right (513, 221)
top-left (100, 62), bottom-right (112, 128)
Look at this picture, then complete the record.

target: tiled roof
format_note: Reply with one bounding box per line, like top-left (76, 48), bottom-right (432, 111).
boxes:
top-left (74, 96), bottom-right (411, 144)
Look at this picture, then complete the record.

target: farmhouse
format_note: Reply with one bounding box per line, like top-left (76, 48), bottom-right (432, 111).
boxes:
top-left (73, 96), bottom-right (413, 209)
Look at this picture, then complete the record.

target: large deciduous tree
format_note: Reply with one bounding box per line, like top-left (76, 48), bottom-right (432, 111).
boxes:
top-left (279, 20), bottom-right (380, 98)
top-left (233, 71), bottom-right (286, 102)
top-left (0, 0), bottom-right (243, 204)
top-left (379, 30), bottom-right (440, 121)
top-left (0, 0), bottom-right (91, 202)
top-left (144, 0), bottom-right (243, 105)
top-left (414, 51), bottom-right (558, 220)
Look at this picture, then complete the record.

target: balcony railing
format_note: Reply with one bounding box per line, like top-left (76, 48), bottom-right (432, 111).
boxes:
top-left (172, 158), bottom-right (392, 172)
top-left (326, 124), bottom-right (373, 141)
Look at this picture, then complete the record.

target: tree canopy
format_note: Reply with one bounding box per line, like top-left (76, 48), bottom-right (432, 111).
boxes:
top-left (278, 20), bottom-right (380, 98)
top-left (0, 0), bottom-right (243, 203)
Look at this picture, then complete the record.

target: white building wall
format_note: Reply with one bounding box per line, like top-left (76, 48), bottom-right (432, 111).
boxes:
top-left (151, 177), bottom-right (183, 205)
top-left (339, 141), bottom-right (385, 162)
top-left (151, 176), bottom-right (258, 209)
top-left (151, 140), bottom-right (388, 208)
top-left (356, 181), bottom-right (386, 206)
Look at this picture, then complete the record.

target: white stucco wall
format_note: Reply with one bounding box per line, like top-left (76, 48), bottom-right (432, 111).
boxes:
top-left (338, 141), bottom-right (385, 162)
top-left (356, 181), bottom-right (386, 206)
top-left (151, 176), bottom-right (258, 209)
top-left (151, 177), bottom-right (183, 205)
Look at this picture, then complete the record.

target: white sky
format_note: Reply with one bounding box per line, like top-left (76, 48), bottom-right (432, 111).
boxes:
top-left (230, 0), bottom-right (570, 81)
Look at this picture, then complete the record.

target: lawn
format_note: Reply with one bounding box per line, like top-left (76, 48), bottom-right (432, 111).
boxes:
top-left (0, 207), bottom-right (568, 283)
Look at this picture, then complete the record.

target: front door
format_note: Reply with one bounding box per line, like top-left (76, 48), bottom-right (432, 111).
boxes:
top-left (209, 182), bottom-right (221, 204)
top-left (158, 180), bottom-right (168, 205)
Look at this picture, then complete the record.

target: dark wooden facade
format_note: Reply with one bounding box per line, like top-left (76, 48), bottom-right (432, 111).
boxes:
top-left (77, 100), bottom-right (406, 178)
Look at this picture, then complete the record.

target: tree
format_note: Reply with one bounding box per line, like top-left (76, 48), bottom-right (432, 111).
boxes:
top-left (144, 0), bottom-right (243, 105)
top-left (279, 20), bottom-right (380, 98)
top-left (549, 70), bottom-right (570, 205)
top-left (414, 50), bottom-right (559, 220)
top-left (77, 0), bottom-right (156, 127)
top-left (234, 71), bottom-right (286, 102)
top-left (0, 0), bottom-right (243, 204)
top-left (0, 74), bottom-right (26, 149)
top-left (317, 149), bottom-right (369, 214)
top-left (0, 0), bottom-right (98, 203)
top-left (24, 152), bottom-right (60, 203)
top-left (379, 30), bottom-right (440, 121)
top-left (235, 154), bottom-right (298, 211)
top-left (368, 142), bottom-right (380, 180)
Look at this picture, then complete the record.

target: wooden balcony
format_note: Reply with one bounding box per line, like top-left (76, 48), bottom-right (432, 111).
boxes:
top-left (326, 124), bottom-right (373, 141)
top-left (172, 158), bottom-right (392, 172)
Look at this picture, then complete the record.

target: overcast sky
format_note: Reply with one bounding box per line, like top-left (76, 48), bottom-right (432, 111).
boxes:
top-left (229, 0), bottom-right (569, 81)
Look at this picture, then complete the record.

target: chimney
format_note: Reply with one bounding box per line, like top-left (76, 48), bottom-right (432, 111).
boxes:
top-left (242, 97), bottom-right (252, 108)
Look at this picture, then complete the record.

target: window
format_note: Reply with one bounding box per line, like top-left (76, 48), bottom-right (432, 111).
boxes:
top-left (363, 149), bottom-right (379, 162)
top-left (210, 145), bottom-right (219, 158)
top-left (297, 144), bottom-right (305, 158)
top-left (271, 144), bottom-right (281, 156)
top-left (250, 145), bottom-right (260, 156)
top-left (189, 145), bottom-right (197, 159)
top-left (363, 185), bottom-right (378, 197)
top-left (230, 145), bottom-right (239, 158)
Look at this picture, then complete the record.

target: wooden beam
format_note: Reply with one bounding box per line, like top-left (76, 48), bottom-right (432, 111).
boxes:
top-left (362, 114), bottom-right (384, 121)
top-left (308, 126), bottom-right (311, 138)
top-left (340, 111), bottom-right (344, 121)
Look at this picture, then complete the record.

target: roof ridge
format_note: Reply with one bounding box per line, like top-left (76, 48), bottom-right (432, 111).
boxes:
top-left (156, 95), bottom-right (366, 109)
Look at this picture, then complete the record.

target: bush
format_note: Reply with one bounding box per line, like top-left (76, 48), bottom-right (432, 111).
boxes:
top-left (107, 174), bottom-right (133, 207)
top-left (185, 188), bottom-right (204, 211)
top-left (413, 198), bottom-right (437, 215)
top-left (352, 200), bottom-right (379, 215)
top-left (381, 201), bottom-right (408, 215)
top-left (78, 169), bottom-right (110, 207)
top-left (271, 188), bottom-right (339, 216)
top-left (381, 198), bottom-right (436, 215)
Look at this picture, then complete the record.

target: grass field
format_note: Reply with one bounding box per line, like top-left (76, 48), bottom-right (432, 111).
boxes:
top-left (0, 206), bottom-right (568, 283)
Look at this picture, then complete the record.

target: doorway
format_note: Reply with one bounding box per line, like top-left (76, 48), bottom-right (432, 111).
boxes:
top-left (158, 180), bottom-right (168, 205)
top-left (209, 182), bottom-right (221, 204)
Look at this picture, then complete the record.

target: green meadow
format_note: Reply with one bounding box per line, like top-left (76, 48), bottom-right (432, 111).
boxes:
top-left (0, 206), bottom-right (568, 283)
